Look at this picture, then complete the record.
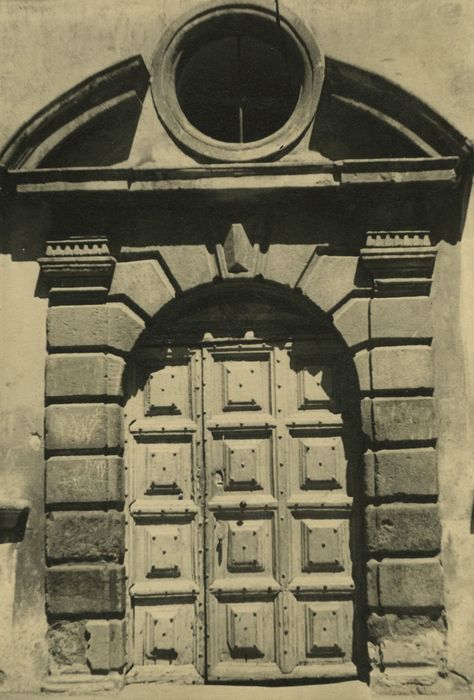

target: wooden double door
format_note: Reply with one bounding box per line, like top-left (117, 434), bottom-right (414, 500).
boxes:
top-left (126, 337), bottom-right (357, 684)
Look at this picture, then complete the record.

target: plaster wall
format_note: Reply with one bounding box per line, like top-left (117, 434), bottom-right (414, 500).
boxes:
top-left (441, 185), bottom-right (474, 683)
top-left (0, 201), bottom-right (49, 691)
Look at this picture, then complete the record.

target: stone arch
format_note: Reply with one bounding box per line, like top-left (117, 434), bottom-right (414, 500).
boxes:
top-left (120, 276), bottom-right (369, 682)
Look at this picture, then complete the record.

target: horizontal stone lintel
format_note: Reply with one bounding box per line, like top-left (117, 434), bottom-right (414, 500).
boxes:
top-left (11, 157), bottom-right (459, 195)
top-left (46, 353), bottom-right (125, 398)
top-left (46, 456), bottom-right (124, 505)
top-left (47, 511), bottom-right (125, 563)
top-left (367, 558), bottom-right (444, 610)
top-left (366, 504), bottom-right (441, 554)
top-left (364, 448), bottom-right (438, 497)
top-left (46, 564), bottom-right (126, 616)
top-left (45, 404), bottom-right (123, 451)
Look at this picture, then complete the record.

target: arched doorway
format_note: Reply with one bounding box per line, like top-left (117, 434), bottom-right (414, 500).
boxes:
top-left (0, 2), bottom-right (459, 691)
top-left (124, 283), bottom-right (365, 684)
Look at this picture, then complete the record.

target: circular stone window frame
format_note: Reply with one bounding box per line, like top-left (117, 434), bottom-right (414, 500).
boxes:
top-left (151, 1), bottom-right (325, 163)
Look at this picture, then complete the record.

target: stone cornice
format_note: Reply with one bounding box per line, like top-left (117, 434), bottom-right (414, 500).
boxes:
top-left (4, 156), bottom-right (461, 196)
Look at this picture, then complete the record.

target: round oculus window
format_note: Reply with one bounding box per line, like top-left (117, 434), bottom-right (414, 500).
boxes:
top-left (151, 2), bottom-right (324, 162)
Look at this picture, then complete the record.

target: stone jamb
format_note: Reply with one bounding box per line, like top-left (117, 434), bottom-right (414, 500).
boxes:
top-left (360, 230), bottom-right (445, 693)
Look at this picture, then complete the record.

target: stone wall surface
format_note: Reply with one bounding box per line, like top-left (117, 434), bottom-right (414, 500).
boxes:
top-left (0, 0), bottom-right (473, 695)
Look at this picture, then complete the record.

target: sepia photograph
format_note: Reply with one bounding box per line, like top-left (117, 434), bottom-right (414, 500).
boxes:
top-left (0, 1), bottom-right (473, 697)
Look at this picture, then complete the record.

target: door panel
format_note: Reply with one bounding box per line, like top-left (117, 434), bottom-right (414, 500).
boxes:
top-left (127, 348), bottom-right (205, 684)
top-left (203, 345), bottom-right (280, 682)
top-left (279, 342), bottom-right (355, 678)
top-left (127, 339), bottom-right (357, 684)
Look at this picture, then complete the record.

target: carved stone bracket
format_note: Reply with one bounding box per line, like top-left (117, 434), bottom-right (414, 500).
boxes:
top-left (360, 231), bottom-right (438, 296)
top-left (39, 237), bottom-right (116, 302)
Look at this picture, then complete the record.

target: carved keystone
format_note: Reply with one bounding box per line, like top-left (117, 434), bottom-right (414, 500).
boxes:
top-left (222, 223), bottom-right (253, 274)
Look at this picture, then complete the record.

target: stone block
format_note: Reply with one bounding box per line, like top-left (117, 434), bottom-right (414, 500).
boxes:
top-left (159, 245), bottom-right (215, 291)
top-left (47, 303), bottom-right (145, 353)
top-left (371, 297), bottom-right (433, 340)
top-left (46, 353), bottom-right (125, 398)
top-left (46, 564), bottom-right (125, 616)
top-left (354, 349), bottom-right (371, 392)
top-left (372, 397), bottom-right (436, 443)
top-left (46, 456), bottom-right (124, 505)
top-left (110, 260), bottom-right (175, 317)
top-left (45, 404), bottom-right (123, 451)
top-left (47, 620), bottom-right (87, 674)
top-left (46, 511), bottom-right (124, 562)
top-left (333, 297), bottom-right (370, 348)
top-left (370, 666), bottom-right (441, 694)
top-left (298, 255), bottom-right (359, 313)
top-left (86, 620), bottom-right (126, 671)
top-left (262, 243), bottom-right (316, 288)
top-left (371, 345), bottom-right (433, 391)
top-left (380, 629), bottom-right (445, 667)
top-left (367, 558), bottom-right (444, 609)
top-left (360, 396), bottom-right (373, 440)
top-left (43, 674), bottom-right (122, 693)
top-left (366, 504), bottom-right (441, 554)
top-left (364, 448), bottom-right (438, 497)
top-left (367, 612), bottom-right (446, 643)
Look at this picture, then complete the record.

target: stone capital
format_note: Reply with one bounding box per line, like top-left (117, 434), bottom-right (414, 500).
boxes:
top-left (360, 231), bottom-right (438, 296)
top-left (38, 236), bottom-right (116, 302)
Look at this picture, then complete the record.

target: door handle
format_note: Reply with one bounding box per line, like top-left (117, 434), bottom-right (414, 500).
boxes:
top-left (215, 522), bottom-right (224, 566)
